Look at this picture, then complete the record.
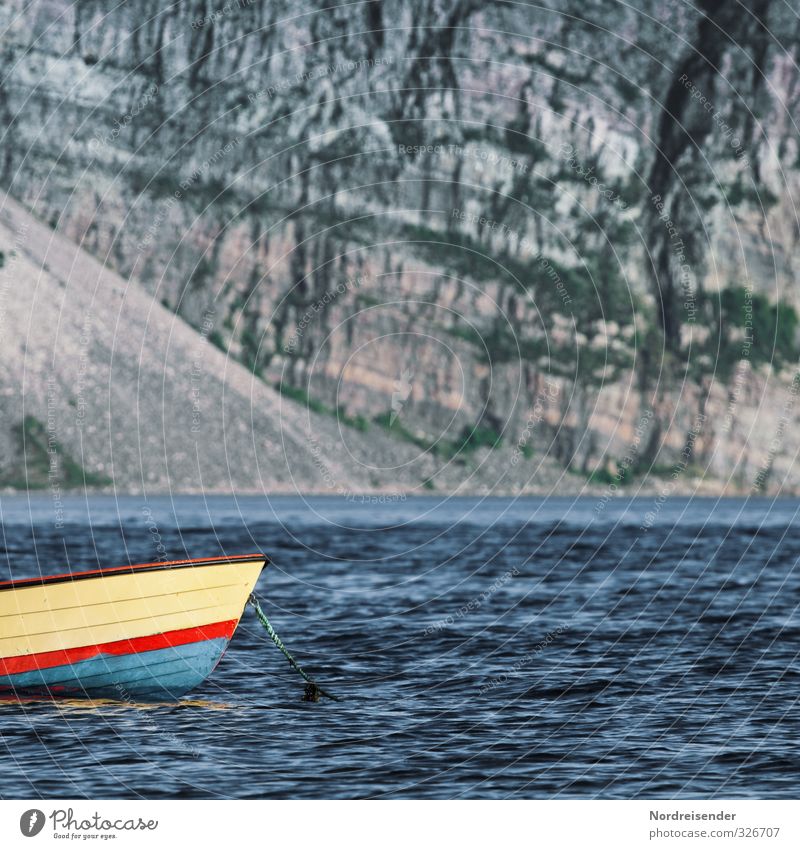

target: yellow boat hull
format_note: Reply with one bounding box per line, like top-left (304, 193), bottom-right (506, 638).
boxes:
top-left (0, 554), bottom-right (266, 699)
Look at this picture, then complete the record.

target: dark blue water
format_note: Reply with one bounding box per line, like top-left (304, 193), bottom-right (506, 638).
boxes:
top-left (0, 495), bottom-right (798, 799)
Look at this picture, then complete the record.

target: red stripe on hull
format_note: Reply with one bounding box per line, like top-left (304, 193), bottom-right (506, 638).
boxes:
top-left (0, 619), bottom-right (239, 675)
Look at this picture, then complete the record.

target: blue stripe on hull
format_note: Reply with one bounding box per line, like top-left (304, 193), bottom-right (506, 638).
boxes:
top-left (0, 638), bottom-right (229, 699)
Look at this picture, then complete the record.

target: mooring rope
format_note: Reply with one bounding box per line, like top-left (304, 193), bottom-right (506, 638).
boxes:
top-left (248, 594), bottom-right (339, 702)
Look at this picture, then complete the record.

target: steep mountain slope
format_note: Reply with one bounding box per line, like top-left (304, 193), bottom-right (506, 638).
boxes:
top-left (0, 190), bottom-right (581, 495)
top-left (0, 190), bottom-right (385, 494)
top-left (1, 1), bottom-right (799, 495)
top-left (2, 182), bottom-right (799, 497)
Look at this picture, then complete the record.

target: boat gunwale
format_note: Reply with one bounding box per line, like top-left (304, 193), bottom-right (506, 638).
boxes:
top-left (0, 554), bottom-right (268, 592)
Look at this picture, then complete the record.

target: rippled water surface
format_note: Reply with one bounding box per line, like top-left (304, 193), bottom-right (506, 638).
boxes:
top-left (0, 495), bottom-right (798, 798)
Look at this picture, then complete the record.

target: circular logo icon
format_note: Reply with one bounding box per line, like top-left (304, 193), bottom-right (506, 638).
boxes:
top-left (19, 810), bottom-right (46, 837)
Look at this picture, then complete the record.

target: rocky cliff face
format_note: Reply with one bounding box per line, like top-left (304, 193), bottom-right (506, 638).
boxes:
top-left (1, 1), bottom-right (799, 495)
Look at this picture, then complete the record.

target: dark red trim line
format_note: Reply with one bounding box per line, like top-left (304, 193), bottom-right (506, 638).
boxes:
top-left (0, 553), bottom-right (267, 592)
top-left (0, 619), bottom-right (239, 676)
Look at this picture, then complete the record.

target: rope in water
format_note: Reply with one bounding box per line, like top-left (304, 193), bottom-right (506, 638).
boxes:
top-left (248, 593), bottom-right (339, 702)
